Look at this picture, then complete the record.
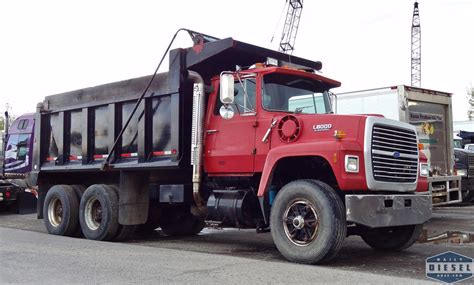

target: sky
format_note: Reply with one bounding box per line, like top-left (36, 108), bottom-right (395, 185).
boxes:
top-left (1, 0), bottom-right (473, 121)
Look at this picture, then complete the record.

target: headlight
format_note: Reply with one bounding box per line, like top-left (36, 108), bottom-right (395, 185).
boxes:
top-left (457, 169), bottom-right (467, 177)
top-left (345, 155), bottom-right (359, 173)
top-left (420, 163), bottom-right (429, 177)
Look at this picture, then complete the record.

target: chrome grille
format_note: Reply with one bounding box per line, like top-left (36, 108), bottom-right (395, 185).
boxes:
top-left (468, 154), bottom-right (474, 177)
top-left (371, 124), bottom-right (418, 183)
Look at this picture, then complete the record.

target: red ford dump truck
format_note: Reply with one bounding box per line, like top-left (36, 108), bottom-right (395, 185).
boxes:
top-left (31, 31), bottom-right (431, 264)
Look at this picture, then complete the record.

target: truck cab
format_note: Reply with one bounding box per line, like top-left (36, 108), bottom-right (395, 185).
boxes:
top-left (1, 113), bottom-right (36, 208)
top-left (4, 114), bottom-right (35, 174)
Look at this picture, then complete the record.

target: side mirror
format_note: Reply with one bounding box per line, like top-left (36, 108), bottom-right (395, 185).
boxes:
top-left (220, 74), bottom-right (234, 104)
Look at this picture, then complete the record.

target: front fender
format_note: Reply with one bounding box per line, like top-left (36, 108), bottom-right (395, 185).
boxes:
top-left (257, 141), bottom-right (340, 197)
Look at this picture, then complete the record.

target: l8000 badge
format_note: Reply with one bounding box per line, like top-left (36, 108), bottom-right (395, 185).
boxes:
top-left (313, 124), bottom-right (332, 132)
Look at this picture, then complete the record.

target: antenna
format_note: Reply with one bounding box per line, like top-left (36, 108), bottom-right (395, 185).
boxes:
top-left (411, 2), bottom-right (421, 87)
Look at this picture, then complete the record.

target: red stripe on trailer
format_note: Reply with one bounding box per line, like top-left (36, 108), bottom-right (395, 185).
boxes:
top-left (93, 154), bottom-right (108, 159)
top-left (152, 150), bottom-right (176, 156)
top-left (69, 155), bottom-right (83, 160)
top-left (121, 152), bottom-right (138, 158)
top-left (46, 156), bottom-right (56, 162)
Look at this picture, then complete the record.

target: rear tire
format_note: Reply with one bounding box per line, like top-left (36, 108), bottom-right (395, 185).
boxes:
top-left (43, 185), bottom-right (80, 237)
top-left (69, 185), bottom-right (86, 237)
top-left (79, 184), bottom-right (119, 241)
top-left (270, 179), bottom-right (346, 264)
top-left (105, 185), bottom-right (136, 241)
top-left (360, 224), bottom-right (423, 251)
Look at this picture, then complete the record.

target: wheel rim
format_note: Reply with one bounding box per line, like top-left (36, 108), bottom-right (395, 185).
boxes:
top-left (84, 197), bottom-right (102, 231)
top-left (283, 199), bottom-right (319, 246)
top-left (48, 197), bottom-right (63, 227)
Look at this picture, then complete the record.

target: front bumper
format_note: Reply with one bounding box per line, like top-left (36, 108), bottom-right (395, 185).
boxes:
top-left (345, 194), bottom-right (432, 228)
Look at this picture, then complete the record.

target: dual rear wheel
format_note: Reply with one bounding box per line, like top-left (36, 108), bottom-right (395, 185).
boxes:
top-left (43, 184), bottom-right (134, 241)
top-left (44, 184), bottom-right (204, 241)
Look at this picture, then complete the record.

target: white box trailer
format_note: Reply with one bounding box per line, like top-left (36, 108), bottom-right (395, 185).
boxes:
top-left (336, 85), bottom-right (461, 206)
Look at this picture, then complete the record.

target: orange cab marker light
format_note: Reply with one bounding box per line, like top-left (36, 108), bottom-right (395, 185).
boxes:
top-left (418, 143), bottom-right (424, 150)
top-left (333, 130), bottom-right (346, 139)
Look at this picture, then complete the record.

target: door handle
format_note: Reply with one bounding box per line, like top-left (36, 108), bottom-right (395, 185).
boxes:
top-left (206, 129), bottom-right (218, 134)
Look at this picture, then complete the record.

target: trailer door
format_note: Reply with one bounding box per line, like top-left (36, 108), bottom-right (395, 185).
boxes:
top-left (407, 100), bottom-right (448, 175)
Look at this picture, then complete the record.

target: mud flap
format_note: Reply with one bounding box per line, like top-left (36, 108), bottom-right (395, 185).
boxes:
top-left (17, 192), bottom-right (37, 214)
top-left (119, 171), bottom-right (149, 225)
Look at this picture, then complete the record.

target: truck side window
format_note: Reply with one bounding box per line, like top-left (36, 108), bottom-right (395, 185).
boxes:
top-left (17, 119), bottom-right (28, 130)
top-left (5, 134), bottom-right (29, 161)
top-left (16, 134), bottom-right (29, 160)
top-left (214, 77), bottom-right (256, 115)
top-left (234, 78), bottom-right (256, 114)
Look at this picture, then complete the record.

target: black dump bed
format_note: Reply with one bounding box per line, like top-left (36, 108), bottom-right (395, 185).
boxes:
top-left (33, 35), bottom-right (323, 174)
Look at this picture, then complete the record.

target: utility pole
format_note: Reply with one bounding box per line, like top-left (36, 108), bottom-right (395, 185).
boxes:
top-left (411, 2), bottom-right (421, 87)
top-left (279, 0), bottom-right (304, 54)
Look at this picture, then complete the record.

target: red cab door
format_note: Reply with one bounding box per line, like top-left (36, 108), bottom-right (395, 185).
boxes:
top-left (204, 77), bottom-right (258, 174)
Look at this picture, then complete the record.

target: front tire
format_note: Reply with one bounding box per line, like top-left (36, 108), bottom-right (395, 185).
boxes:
top-left (360, 224), bottom-right (423, 251)
top-left (79, 184), bottom-right (119, 241)
top-left (43, 185), bottom-right (80, 237)
top-left (270, 180), bottom-right (346, 264)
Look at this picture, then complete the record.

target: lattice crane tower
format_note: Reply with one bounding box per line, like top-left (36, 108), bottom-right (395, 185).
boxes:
top-left (279, 0), bottom-right (303, 54)
top-left (411, 2), bottom-right (421, 87)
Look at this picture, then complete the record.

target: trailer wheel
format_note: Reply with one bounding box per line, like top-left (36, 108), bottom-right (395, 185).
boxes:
top-left (360, 224), bottom-right (423, 251)
top-left (270, 180), bottom-right (346, 264)
top-left (43, 185), bottom-right (80, 237)
top-left (79, 184), bottom-right (119, 241)
top-left (161, 209), bottom-right (205, 236)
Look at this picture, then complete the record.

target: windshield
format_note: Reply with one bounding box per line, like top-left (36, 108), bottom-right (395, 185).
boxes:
top-left (453, 139), bottom-right (462, 149)
top-left (262, 73), bottom-right (331, 114)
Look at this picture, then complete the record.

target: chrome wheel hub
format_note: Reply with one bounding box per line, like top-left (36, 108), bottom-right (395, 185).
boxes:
top-left (283, 199), bottom-right (319, 246)
top-left (85, 197), bottom-right (102, 231)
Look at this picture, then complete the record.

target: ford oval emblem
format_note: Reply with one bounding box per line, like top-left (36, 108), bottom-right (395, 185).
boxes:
top-left (393, 151), bottom-right (401, 158)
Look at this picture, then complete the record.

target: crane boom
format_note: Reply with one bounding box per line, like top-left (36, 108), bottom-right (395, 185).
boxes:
top-left (279, 0), bottom-right (303, 54)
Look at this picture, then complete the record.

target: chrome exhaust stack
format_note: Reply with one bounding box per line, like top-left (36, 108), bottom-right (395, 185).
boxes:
top-left (188, 70), bottom-right (207, 217)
